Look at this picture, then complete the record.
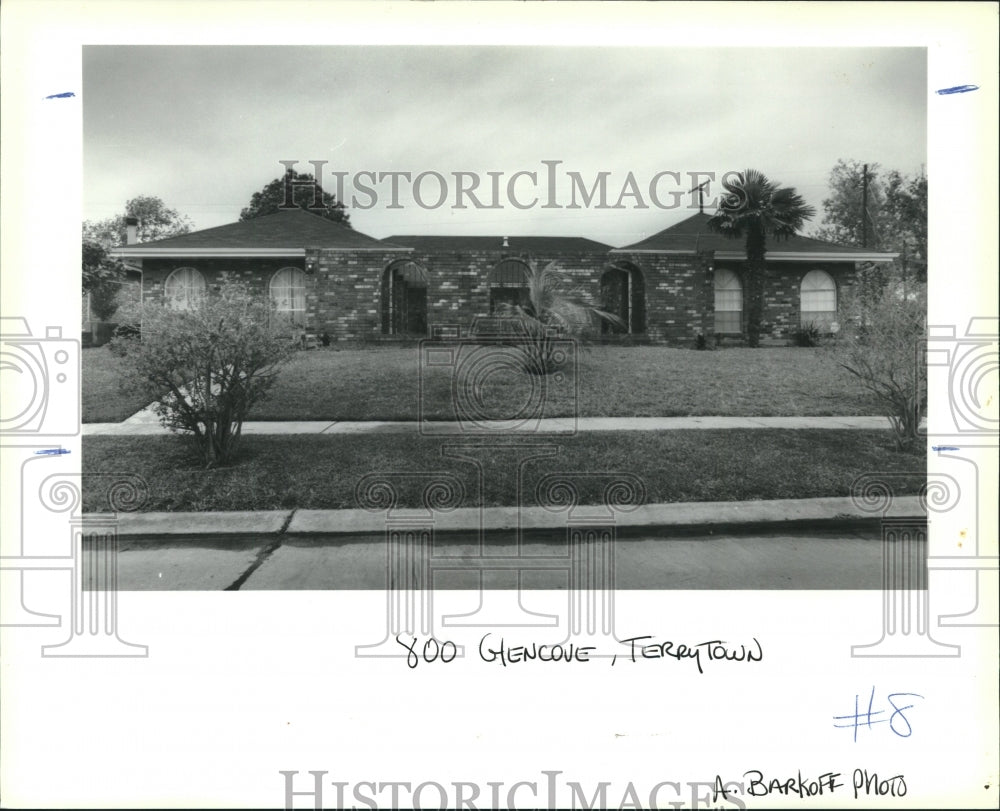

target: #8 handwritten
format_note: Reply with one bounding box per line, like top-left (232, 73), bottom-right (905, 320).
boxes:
top-left (832, 687), bottom-right (923, 742)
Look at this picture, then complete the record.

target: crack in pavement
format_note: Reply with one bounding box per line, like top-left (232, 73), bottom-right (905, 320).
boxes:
top-left (224, 510), bottom-right (296, 590)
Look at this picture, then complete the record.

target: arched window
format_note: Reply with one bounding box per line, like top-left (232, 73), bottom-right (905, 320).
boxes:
top-left (714, 268), bottom-right (743, 334)
top-left (800, 270), bottom-right (837, 330)
top-left (269, 267), bottom-right (307, 328)
top-left (164, 267), bottom-right (206, 311)
top-left (487, 259), bottom-right (530, 314)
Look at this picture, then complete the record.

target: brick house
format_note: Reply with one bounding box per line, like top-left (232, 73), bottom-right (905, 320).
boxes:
top-left (112, 208), bottom-right (895, 345)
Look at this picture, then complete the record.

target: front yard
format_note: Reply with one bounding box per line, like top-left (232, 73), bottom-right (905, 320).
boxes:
top-left (82, 343), bottom-right (880, 423)
top-left (82, 429), bottom-right (923, 512)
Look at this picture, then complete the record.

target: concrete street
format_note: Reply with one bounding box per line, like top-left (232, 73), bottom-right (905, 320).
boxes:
top-left (101, 526), bottom-right (892, 591)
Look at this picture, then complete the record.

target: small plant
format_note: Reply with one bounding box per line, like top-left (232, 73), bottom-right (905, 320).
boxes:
top-left (110, 281), bottom-right (295, 467)
top-left (493, 260), bottom-right (623, 374)
top-left (696, 333), bottom-right (707, 350)
top-left (792, 323), bottom-right (822, 347)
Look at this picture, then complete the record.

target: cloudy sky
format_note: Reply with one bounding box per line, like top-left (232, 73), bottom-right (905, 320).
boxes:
top-left (83, 46), bottom-right (926, 246)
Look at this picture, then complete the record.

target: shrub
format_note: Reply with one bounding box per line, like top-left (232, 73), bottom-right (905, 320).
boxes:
top-left (829, 281), bottom-right (926, 450)
top-left (793, 323), bottom-right (822, 347)
top-left (109, 281), bottom-right (295, 467)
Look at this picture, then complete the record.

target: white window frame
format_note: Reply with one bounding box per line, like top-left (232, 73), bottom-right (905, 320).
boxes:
top-left (800, 269), bottom-right (837, 330)
top-left (713, 268), bottom-right (743, 334)
top-left (269, 267), bottom-right (307, 327)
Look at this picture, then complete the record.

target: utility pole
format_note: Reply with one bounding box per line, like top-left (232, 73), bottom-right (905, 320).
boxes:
top-left (901, 239), bottom-right (908, 300)
top-left (861, 163), bottom-right (869, 249)
top-left (691, 180), bottom-right (711, 214)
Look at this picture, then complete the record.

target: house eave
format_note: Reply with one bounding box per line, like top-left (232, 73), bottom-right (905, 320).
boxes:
top-left (714, 250), bottom-right (899, 262)
top-left (109, 246), bottom-right (412, 258)
top-left (609, 249), bottom-right (698, 255)
top-left (610, 248), bottom-right (898, 262)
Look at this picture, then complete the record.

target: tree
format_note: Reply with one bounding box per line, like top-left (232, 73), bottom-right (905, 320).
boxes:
top-left (812, 160), bottom-right (927, 282)
top-left (83, 195), bottom-right (193, 249)
top-left (831, 280), bottom-right (927, 451)
top-left (240, 169), bottom-right (351, 226)
top-left (706, 169), bottom-right (816, 347)
top-left (109, 281), bottom-right (295, 468)
top-left (82, 240), bottom-right (127, 320)
top-left (494, 260), bottom-right (623, 373)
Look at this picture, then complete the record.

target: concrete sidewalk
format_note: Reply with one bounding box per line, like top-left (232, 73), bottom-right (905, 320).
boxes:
top-left (111, 495), bottom-right (926, 538)
top-left (84, 414), bottom-right (901, 436)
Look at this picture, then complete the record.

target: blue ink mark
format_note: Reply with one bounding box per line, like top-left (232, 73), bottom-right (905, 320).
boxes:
top-left (34, 448), bottom-right (70, 455)
top-left (834, 687), bottom-right (923, 742)
top-left (932, 445), bottom-right (960, 452)
top-left (833, 686), bottom-right (885, 743)
top-left (44, 92), bottom-right (76, 100)
top-left (886, 692), bottom-right (924, 738)
top-left (936, 85), bottom-right (979, 95)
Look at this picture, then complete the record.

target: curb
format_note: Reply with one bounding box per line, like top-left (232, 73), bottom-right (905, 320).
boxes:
top-left (110, 496), bottom-right (926, 539)
top-left (83, 415), bottom-right (900, 436)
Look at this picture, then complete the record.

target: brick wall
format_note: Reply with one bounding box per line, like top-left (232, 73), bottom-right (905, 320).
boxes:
top-left (305, 249), bottom-right (408, 340)
top-left (141, 257), bottom-right (305, 306)
top-left (140, 252), bottom-right (859, 345)
top-left (610, 252), bottom-right (714, 344)
top-left (401, 250), bottom-right (611, 333)
top-left (714, 260), bottom-right (857, 338)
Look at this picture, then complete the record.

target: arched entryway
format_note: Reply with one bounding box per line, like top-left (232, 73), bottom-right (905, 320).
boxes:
top-left (600, 263), bottom-right (645, 334)
top-left (381, 260), bottom-right (429, 336)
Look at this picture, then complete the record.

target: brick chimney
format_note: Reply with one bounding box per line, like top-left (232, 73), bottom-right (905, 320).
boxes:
top-left (125, 216), bottom-right (138, 245)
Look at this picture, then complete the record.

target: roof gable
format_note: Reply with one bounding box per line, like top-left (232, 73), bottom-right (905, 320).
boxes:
top-left (613, 212), bottom-right (897, 260)
top-left (112, 209), bottom-right (407, 256)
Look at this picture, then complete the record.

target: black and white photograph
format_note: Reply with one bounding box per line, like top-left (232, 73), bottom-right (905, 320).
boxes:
top-left (78, 43), bottom-right (930, 592)
top-left (1, 2), bottom-right (997, 809)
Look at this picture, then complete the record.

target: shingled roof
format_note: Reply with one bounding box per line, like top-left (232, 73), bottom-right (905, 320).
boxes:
top-left (613, 212), bottom-right (897, 261)
top-left (112, 209), bottom-right (409, 257)
top-left (385, 235), bottom-right (612, 254)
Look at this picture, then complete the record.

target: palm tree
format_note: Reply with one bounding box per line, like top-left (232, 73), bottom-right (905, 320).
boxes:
top-left (706, 169), bottom-right (816, 347)
top-left (495, 260), bottom-right (623, 373)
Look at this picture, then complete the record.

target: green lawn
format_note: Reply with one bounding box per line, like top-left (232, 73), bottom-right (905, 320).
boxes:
top-left (81, 348), bottom-right (161, 423)
top-left (83, 343), bottom-right (880, 422)
top-left (82, 430), bottom-right (923, 512)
